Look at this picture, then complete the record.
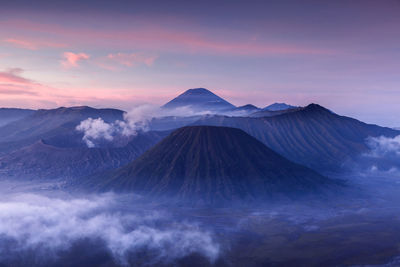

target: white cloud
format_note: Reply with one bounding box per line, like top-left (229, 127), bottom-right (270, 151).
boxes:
top-left (358, 135), bottom-right (400, 174)
top-left (76, 104), bottom-right (214, 147)
top-left (76, 117), bottom-right (114, 147)
top-left (0, 193), bottom-right (219, 265)
top-left (366, 135), bottom-right (400, 157)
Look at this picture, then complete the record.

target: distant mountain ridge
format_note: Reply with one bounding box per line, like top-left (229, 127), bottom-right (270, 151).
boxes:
top-left (0, 106), bottom-right (125, 155)
top-left (192, 104), bottom-right (400, 173)
top-left (250, 106), bottom-right (301, 118)
top-left (162, 88), bottom-right (235, 112)
top-left (228, 104), bottom-right (261, 116)
top-left (86, 126), bottom-right (340, 204)
top-left (32, 106), bottom-right (123, 120)
top-left (162, 88), bottom-right (302, 117)
top-left (0, 108), bottom-right (35, 127)
top-left (263, 103), bottom-right (297, 111)
top-left (237, 104), bottom-right (259, 110)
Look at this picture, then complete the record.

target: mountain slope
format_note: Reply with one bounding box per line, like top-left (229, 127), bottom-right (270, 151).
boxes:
top-left (193, 104), bottom-right (400, 173)
top-left (0, 108), bottom-right (35, 127)
top-left (0, 131), bottom-right (167, 181)
top-left (162, 88), bottom-right (235, 112)
top-left (250, 107), bottom-right (301, 118)
top-left (89, 126), bottom-right (339, 203)
top-left (0, 106), bottom-right (124, 155)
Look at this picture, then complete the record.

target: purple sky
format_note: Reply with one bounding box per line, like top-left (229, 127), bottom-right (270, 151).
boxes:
top-left (0, 0), bottom-right (399, 126)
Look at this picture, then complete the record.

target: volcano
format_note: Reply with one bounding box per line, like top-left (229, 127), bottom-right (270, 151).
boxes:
top-left (162, 88), bottom-right (235, 112)
top-left (90, 126), bottom-right (340, 203)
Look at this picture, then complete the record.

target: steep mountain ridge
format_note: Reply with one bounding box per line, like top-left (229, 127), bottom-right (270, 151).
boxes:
top-left (193, 104), bottom-right (399, 173)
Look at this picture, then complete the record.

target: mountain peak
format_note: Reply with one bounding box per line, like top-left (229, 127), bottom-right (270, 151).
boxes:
top-left (237, 104), bottom-right (259, 110)
top-left (162, 88), bottom-right (235, 112)
top-left (183, 88), bottom-right (213, 95)
top-left (263, 103), bottom-right (296, 111)
top-left (303, 103), bottom-right (331, 114)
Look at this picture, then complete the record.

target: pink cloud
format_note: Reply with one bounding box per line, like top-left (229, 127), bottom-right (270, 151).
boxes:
top-left (61, 52), bottom-right (90, 68)
top-left (0, 66), bottom-right (173, 109)
top-left (0, 53), bottom-right (10, 59)
top-left (4, 37), bottom-right (67, 50)
top-left (0, 68), bottom-right (32, 85)
top-left (0, 69), bottom-right (43, 97)
top-left (0, 84), bottom-right (38, 96)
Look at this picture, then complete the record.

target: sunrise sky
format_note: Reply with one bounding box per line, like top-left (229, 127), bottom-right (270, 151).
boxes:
top-left (0, 0), bottom-right (399, 126)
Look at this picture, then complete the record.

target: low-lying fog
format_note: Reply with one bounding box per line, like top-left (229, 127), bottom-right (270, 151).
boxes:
top-left (1, 170), bottom-right (400, 267)
top-left (0, 184), bottom-right (218, 267)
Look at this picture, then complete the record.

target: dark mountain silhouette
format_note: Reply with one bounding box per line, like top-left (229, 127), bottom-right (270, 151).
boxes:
top-left (237, 104), bottom-right (259, 111)
top-left (88, 126), bottom-right (340, 204)
top-left (0, 106), bottom-right (124, 155)
top-left (0, 108), bottom-right (35, 126)
top-left (0, 131), bottom-right (167, 181)
top-left (263, 102), bottom-right (297, 111)
top-left (193, 104), bottom-right (400, 173)
top-left (162, 88), bottom-right (235, 112)
top-left (229, 104), bottom-right (260, 115)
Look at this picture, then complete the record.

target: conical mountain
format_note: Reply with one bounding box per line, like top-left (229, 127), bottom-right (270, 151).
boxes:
top-left (162, 88), bottom-right (235, 112)
top-left (91, 126), bottom-right (340, 203)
